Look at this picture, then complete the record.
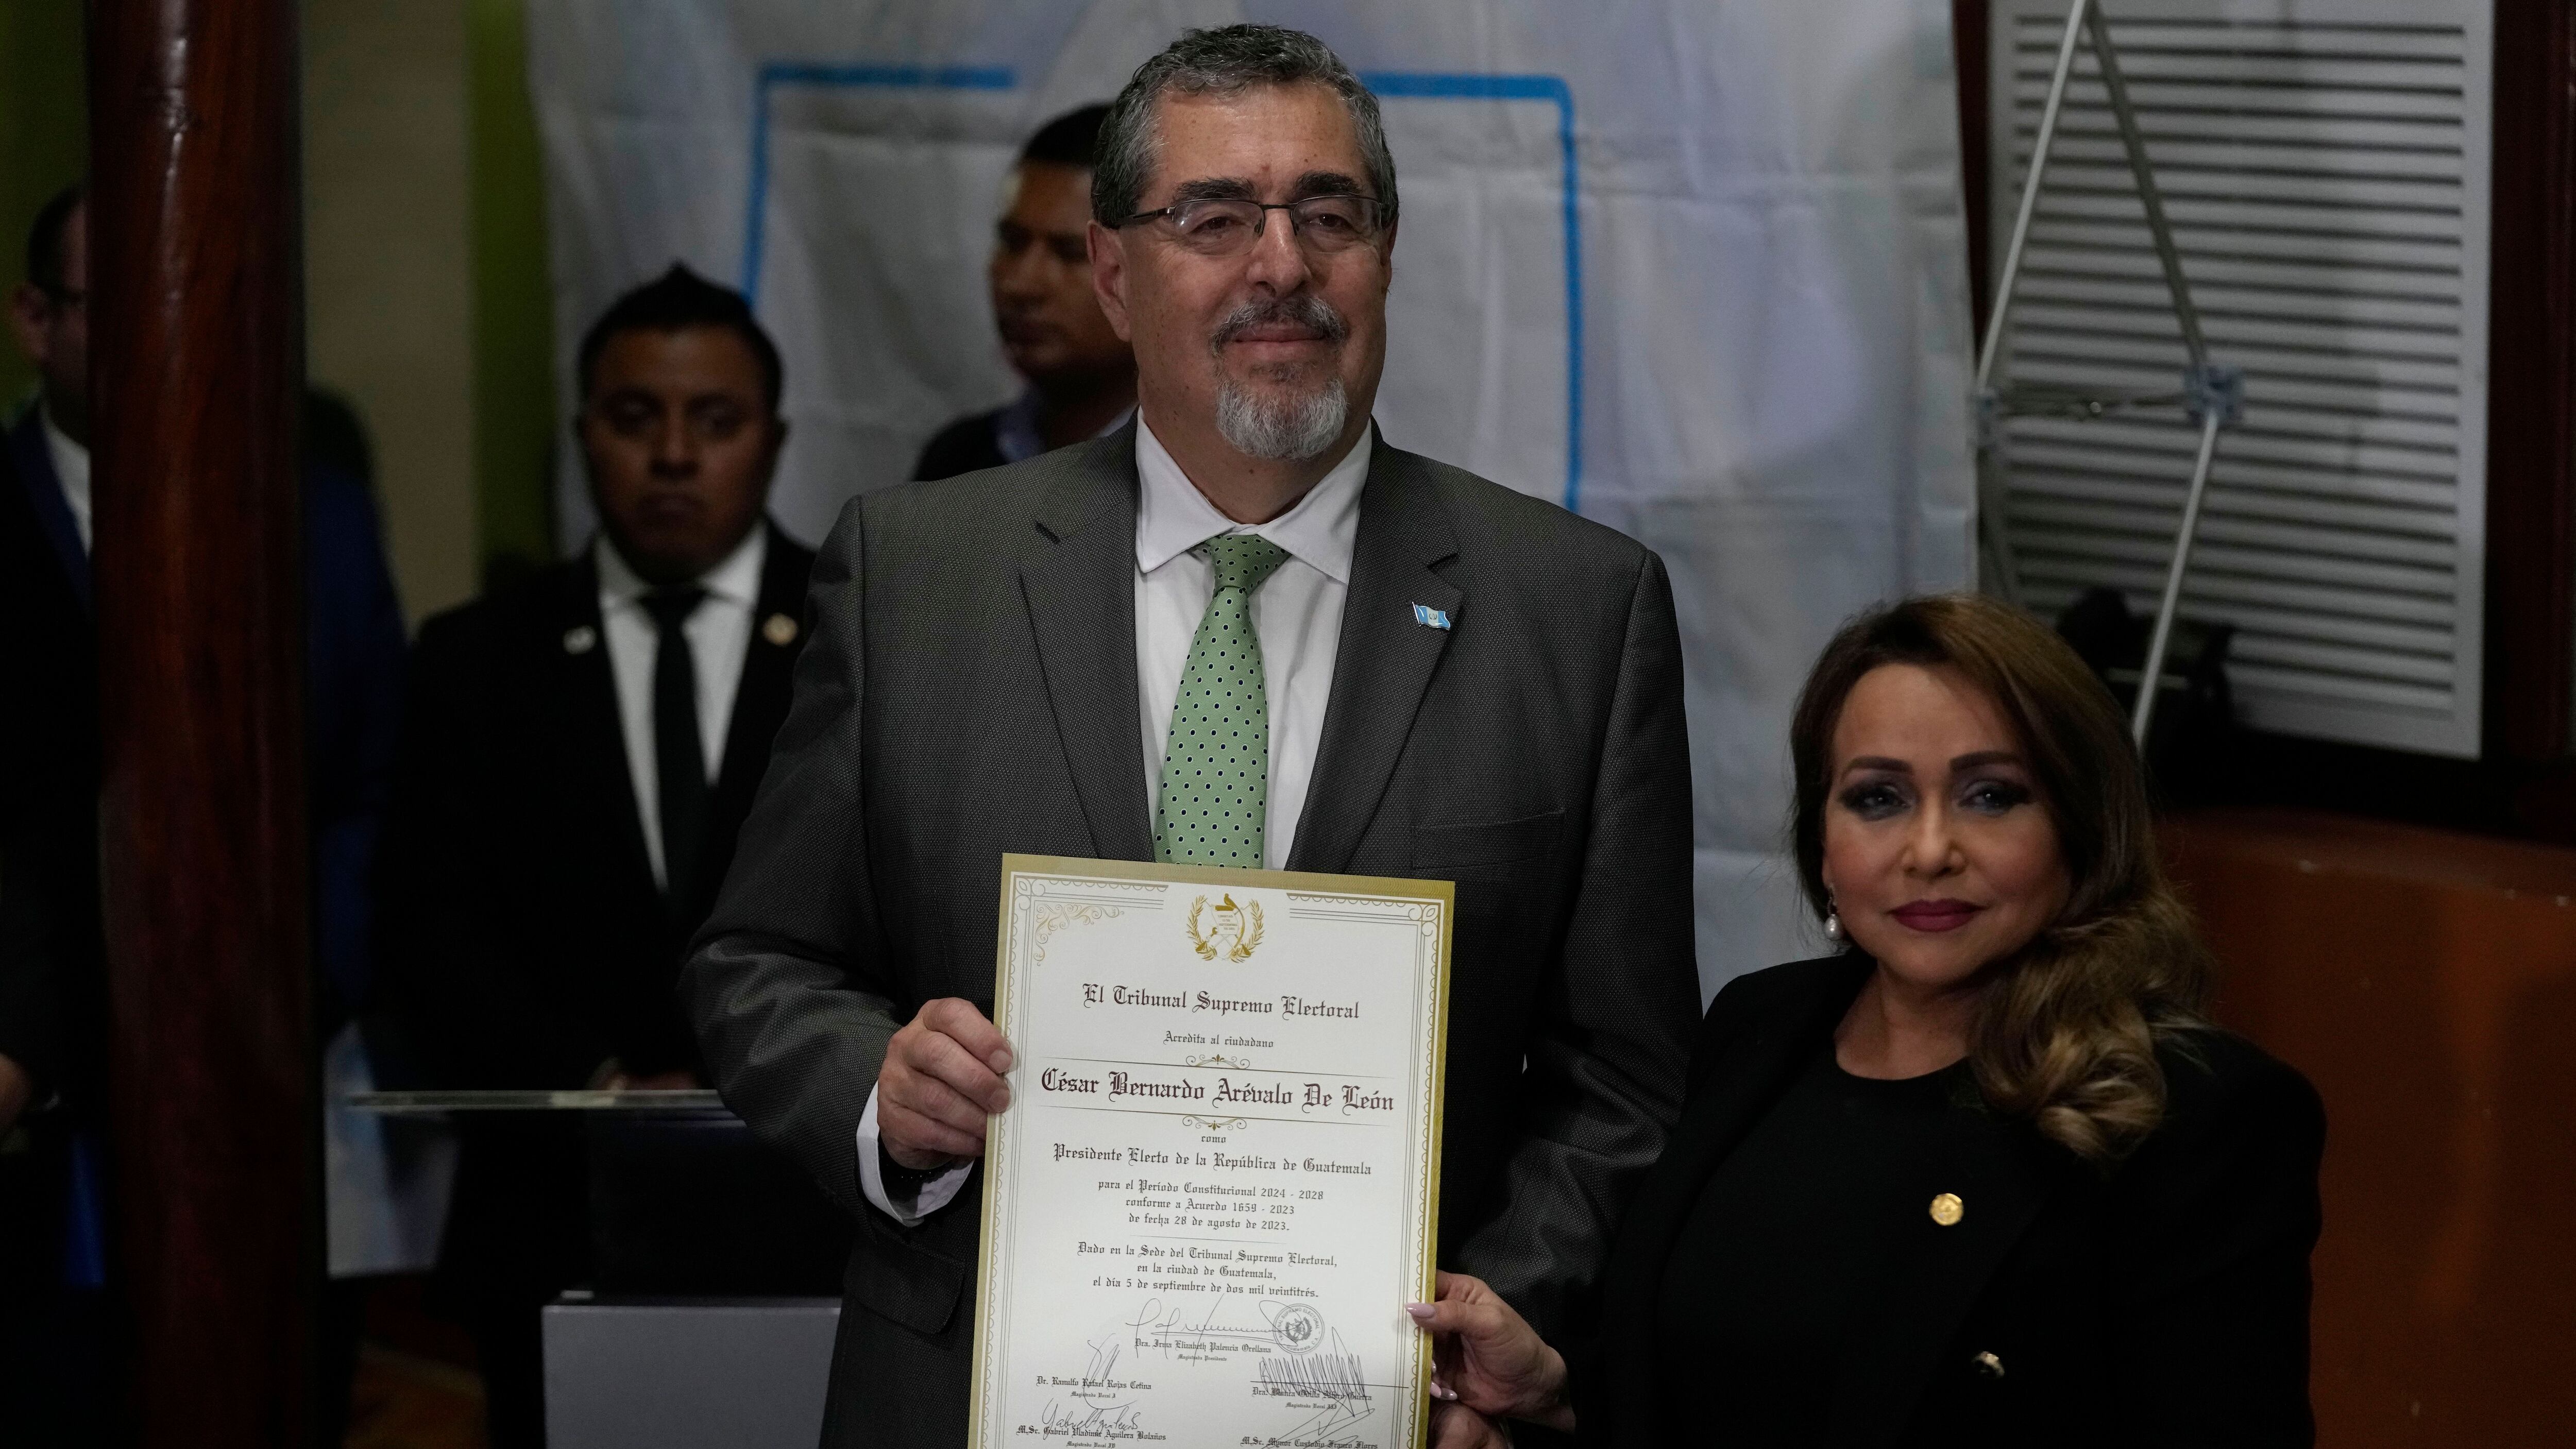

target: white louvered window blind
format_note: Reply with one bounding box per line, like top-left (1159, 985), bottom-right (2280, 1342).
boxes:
top-left (1987, 0), bottom-right (2492, 757)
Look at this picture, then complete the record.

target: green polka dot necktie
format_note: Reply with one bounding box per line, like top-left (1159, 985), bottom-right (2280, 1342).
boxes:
top-left (1156, 535), bottom-right (1291, 867)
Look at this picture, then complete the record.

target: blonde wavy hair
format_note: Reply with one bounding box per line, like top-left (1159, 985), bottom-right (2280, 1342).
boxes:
top-left (1787, 594), bottom-right (2215, 1164)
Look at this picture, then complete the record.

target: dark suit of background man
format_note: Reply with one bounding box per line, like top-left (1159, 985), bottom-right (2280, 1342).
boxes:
top-left (0, 185), bottom-right (410, 1446)
top-left (912, 103), bottom-right (1137, 481)
top-left (686, 25), bottom-right (1701, 1449)
top-left (378, 264), bottom-right (817, 1449)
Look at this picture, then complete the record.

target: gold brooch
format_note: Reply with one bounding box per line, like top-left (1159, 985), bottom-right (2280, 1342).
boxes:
top-left (1929, 1192), bottom-right (1964, 1227)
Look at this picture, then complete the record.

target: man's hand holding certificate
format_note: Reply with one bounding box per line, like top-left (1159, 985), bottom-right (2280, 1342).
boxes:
top-left (966, 856), bottom-right (1453, 1449)
top-left (681, 27), bottom-right (1698, 1448)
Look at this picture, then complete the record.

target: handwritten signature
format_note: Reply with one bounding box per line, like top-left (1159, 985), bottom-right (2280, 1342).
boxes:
top-left (1125, 1297), bottom-right (1277, 1352)
top-left (1039, 1399), bottom-right (1147, 1437)
top-left (1256, 1332), bottom-right (1379, 1443)
top-left (1253, 1351), bottom-right (1371, 1403)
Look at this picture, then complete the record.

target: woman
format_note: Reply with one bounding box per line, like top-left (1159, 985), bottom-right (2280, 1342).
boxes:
top-left (1410, 594), bottom-right (2324, 1446)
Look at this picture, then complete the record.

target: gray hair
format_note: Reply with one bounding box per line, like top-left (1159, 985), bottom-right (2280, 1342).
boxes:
top-left (1092, 24), bottom-right (1399, 232)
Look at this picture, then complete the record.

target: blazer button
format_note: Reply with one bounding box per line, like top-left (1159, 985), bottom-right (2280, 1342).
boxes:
top-left (1929, 1192), bottom-right (1964, 1226)
top-left (562, 624), bottom-right (598, 655)
top-left (1973, 1351), bottom-right (2005, 1379)
top-left (762, 612), bottom-right (800, 647)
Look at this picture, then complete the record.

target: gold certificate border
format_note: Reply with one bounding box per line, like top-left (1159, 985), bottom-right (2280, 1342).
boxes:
top-left (965, 853), bottom-right (1455, 1449)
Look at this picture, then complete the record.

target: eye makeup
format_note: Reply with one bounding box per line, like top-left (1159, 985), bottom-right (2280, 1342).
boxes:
top-left (1832, 757), bottom-right (2038, 824)
top-left (1837, 778), bottom-right (1911, 821)
top-left (1955, 777), bottom-right (2034, 815)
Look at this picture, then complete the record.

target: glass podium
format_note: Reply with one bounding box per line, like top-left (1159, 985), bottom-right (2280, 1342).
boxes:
top-left (349, 1091), bottom-right (846, 1447)
top-left (350, 1088), bottom-right (730, 1112)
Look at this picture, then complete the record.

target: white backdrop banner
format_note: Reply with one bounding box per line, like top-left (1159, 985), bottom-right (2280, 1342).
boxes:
top-left (527, 0), bottom-right (1978, 999)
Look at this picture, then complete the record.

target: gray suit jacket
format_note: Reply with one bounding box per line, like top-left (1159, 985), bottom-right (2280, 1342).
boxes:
top-left (684, 425), bottom-right (1700, 1446)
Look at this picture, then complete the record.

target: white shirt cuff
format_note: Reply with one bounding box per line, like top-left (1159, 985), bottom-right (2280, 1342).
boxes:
top-left (855, 1084), bottom-right (974, 1226)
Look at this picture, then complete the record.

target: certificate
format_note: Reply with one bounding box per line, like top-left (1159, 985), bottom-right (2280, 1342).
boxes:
top-left (968, 855), bottom-right (1453, 1449)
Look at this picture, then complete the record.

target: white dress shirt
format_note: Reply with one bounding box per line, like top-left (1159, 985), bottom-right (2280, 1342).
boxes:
top-left (855, 418), bottom-right (1371, 1225)
top-left (41, 406), bottom-right (92, 554)
top-left (595, 526), bottom-right (768, 888)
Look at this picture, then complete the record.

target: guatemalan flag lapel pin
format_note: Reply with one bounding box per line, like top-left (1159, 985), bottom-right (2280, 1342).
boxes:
top-left (1411, 602), bottom-right (1453, 632)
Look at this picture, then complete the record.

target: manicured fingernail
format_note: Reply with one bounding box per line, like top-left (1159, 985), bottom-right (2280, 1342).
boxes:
top-left (1404, 1303), bottom-right (1434, 1322)
top-left (1430, 1380), bottom-right (1457, 1401)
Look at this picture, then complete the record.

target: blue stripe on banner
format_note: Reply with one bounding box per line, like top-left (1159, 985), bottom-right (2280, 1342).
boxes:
top-left (1361, 73), bottom-right (1582, 513)
top-left (740, 62), bottom-right (1019, 301)
top-left (735, 63), bottom-right (1581, 512)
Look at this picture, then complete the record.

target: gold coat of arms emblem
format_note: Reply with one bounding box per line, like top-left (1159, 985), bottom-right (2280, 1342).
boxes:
top-left (1184, 893), bottom-right (1265, 962)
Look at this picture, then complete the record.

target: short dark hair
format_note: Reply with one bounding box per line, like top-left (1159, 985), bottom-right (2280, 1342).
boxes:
top-left (576, 263), bottom-right (783, 411)
top-left (25, 182), bottom-right (85, 296)
top-left (1092, 25), bottom-right (1397, 229)
top-left (1021, 104), bottom-right (1111, 169)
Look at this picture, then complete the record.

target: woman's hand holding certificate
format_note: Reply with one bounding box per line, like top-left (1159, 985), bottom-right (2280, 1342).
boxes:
top-left (965, 855), bottom-right (1454, 1449)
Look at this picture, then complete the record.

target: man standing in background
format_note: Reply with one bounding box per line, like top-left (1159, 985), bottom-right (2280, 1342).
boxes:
top-left (378, 264), bottom-right (817, 1449)
top-left (912, 103), bottom-right (1137, 480)
top-left (0, 188), bottom-right (95, 1179)
top-left (0, 182), bottom-right (412, 1445)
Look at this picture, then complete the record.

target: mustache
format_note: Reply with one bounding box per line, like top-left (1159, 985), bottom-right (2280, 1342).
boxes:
top-left (1210, 295), bottom-right (1350, 351)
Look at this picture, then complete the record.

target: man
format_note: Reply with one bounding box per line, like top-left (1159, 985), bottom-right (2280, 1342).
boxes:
top-left (0, 183), bottom-right (412, 1443)
top-left (687, 26), bottom-right (1699, 1449)
top-left (0, 424), bottom-right (103, 1448)
top-left (0, 184), bottom-right (95, 1153)
top-left (912, 103), bottom-right (1136, 480)
top-left (377, 263), bottom-right (817, 1448)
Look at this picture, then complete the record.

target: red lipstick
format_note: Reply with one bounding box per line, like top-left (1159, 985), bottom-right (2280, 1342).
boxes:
top-left (1890, 899), bottom-right (1981, 932)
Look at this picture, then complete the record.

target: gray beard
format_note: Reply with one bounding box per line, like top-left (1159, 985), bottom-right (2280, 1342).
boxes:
top-left (1214, 376), bottom-right (1349, 462)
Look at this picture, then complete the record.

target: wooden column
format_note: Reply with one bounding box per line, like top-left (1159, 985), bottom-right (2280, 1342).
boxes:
top-left (2484, 0), bottom-right (2576, 765)
top-left (88, 2), bottom-right (315, 1445)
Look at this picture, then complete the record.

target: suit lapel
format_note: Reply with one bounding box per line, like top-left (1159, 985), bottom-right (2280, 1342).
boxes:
top-left (7, 412), bottom-right (91, 613)
top-left (553, 552), bottom-right (659, 905)
top-left (1018, 432), bottom-right (1154, 862)
top-left (697, 524), bottom-right (815, 915)
top-left (1823, 1103), bottom-right (2067, 1449)
top-left (1284, 439), bottom-right (1460, 875)
top-left (1591, 960), bottom-right (1870, 1442)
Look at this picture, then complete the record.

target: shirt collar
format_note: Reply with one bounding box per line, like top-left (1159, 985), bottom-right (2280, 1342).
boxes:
top-left (1132, 416), bottom-right (1368, 585)
top-left (596, 521), bottom-right (769, 607)
top-left (39, 403), bottom-right (92, 553)
top-left (40, 403), bottom-right (88, 490)
top-left (39, 402), bottom-right (86, 469)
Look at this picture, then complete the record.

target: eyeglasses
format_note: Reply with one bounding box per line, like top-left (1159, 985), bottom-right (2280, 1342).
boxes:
top-left (1113, 195), bottom-right (1387, 257)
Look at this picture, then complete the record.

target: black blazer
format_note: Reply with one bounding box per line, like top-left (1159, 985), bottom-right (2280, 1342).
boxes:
top-left (684, 425), bottom-right (1701, 1447)
top-left (0, 414), bottom-right (97, 1114)
top-left (911, 407), bottom-right (1009, 482)
top-left (1580, 956), bottom-right (2325, 1448)
top-left (378, 522), bottom-right (817, 1089)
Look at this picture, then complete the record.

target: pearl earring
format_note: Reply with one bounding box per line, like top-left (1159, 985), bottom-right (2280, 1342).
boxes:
top-left (1824, 899), bottom-right (1843, 941)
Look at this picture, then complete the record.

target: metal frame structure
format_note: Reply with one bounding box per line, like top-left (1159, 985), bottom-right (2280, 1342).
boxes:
top-left (1975, 0), bottom-right (2243, 742)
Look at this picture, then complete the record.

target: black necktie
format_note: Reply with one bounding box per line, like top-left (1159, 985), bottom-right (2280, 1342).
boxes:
top-left (641, 585), bottom-right (709, 910)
